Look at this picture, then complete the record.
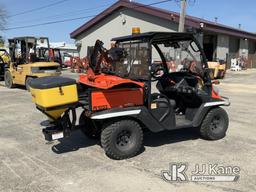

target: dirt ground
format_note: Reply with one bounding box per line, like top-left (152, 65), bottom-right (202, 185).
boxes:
top-left (0, 69), bottom-right (255, 192)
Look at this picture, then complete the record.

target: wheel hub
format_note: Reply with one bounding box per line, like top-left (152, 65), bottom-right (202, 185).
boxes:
top-left (116, 130), bottom-right (131, 147)
top-left (210, 116), bottom-right (222, 131)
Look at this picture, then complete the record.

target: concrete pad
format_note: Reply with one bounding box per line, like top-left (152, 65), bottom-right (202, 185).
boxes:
top-left (0, 69), bottom-right (255, 192)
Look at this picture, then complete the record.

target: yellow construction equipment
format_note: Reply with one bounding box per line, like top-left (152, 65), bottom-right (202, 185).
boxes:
top-left (207, 60), bottom-right (226, 79)
top-left (0, 48), bottom-right (10, 80)
top-left (5, 37), bottom-right (61, 90)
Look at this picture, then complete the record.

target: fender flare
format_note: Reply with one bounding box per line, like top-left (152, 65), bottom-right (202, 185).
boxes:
top-left (192, 99), bottom-right (230, 127)
top-left (91, 106), bottom-right (165, 133)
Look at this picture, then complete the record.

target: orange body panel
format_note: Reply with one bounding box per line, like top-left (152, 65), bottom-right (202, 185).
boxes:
top-left (91, 88), bottom-right (144, 111)
top-left (79, 74), bottom-right (144, 89)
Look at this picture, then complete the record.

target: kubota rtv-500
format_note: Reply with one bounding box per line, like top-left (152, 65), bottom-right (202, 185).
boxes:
top-left (29, 32), bottom-right (230, 160)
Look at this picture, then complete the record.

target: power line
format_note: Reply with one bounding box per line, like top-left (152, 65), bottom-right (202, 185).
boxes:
top-left (175, 0), bottom-right (195, 7)
top-left (188, 0), bottom-right (196, 6)
top-left (137, 0), bottom-right (172, 8)
top-left (10, 3), bottom-right (113, 25)
top-left (8, 0), bottom-right (70, 18)
top-left (5, 15), bottom-right (97, 30)
top-left (5, 0), bottom-right (172, 30)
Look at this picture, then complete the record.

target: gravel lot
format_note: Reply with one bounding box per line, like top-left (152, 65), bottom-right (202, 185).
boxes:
top-left (0, 69), bottom-right (255, 192)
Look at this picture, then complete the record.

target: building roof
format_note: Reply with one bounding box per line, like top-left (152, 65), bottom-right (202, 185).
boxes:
top-left (70, 0), bottom-right (256, 40)
top-left (112, 32), bottom-right (195, 42)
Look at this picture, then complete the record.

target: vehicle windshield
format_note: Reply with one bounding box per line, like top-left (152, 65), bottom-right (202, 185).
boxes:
top-left (11, 37), bottom-right (50, 64)
top-left (34, 38), bottom-right (50, 61)
top-left (108, 39), bottom-right (204, 80)
top-left (152, 40), bottom-right (204, 75)
top-left (110, 41), bottom-right (149, 80)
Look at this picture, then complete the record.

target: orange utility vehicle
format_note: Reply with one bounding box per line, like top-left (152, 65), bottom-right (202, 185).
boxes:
top-left (29, 32), bottom-right (230, 160)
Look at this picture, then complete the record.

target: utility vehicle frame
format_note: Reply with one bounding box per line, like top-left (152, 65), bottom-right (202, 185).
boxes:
top-left (29, 32), bottom-right (230, 160)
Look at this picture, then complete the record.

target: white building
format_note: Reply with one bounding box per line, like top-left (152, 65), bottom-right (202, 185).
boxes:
top-left (70, 0), bottom-right (256, 68)
top-left (50, 42), bottom-right (78, 57)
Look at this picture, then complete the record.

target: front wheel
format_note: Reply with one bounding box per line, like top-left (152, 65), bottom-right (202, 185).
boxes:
top-left (4, 71), bottom-right (15, 88)
top-left (101, 119), bottom-right (143, 160)
top-left (200, 107), bottom-right (229, 140)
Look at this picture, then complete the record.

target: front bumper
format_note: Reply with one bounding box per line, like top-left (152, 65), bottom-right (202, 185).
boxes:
top-left (204, 97), bottom-right (230, 107)
top-left (221, 96), bottom-right (231, 106)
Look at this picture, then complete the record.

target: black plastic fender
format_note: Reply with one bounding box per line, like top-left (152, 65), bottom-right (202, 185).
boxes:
top-left (192, 99), bottom-right (230, 127)
top-left (91, 106), bottom-right (165, 132)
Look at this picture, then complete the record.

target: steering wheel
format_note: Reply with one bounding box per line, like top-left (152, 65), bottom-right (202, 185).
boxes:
top-left (150, 64), bottom-right (165, 81)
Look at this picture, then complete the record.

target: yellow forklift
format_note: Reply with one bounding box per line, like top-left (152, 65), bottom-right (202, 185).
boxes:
top-left (5, 36), bottom-right (61, 90)
top-left (0, 48), bottom-right (10, 80)
top-left (207, 60), bottom-right (226, 79)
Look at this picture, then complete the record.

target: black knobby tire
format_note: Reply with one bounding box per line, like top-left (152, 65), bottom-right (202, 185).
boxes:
top-left (25, 77), bottom-right (33, 91)
top-left (4, 71), bottom-right (15, 88)
top-left (200, 107), bottom-right (229, 140)
top-left (79, 111), bottom-right (100, 139)
top-left (101, 119), bottom-right (143, 160)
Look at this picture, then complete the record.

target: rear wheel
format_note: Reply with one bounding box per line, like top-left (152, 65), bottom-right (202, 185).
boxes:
top-left (101, 119), bottom-right (143, 160)
top-left (4, 71), bottom-right (15, 88)
top-left (200, 107), bottom-right (229, 140)
top-left (25, 77), bottom-right (33, 91)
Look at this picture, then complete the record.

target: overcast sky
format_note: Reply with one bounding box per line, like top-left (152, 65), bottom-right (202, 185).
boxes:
top-left (1, 0), bottom-right (255, 43)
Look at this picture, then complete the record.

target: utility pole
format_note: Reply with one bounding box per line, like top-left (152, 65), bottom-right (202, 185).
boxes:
top-left (178, 0), bottom-right (187, 32)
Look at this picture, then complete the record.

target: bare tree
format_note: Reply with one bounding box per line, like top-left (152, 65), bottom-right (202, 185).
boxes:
top-left (0, 37), bottom-right (4, 47)
top-left (0, 5), bottom-right (7, 47)
top-left (0, 5), bottom-right (7, 31)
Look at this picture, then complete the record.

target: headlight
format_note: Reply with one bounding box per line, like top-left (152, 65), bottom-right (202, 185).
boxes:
top-left (31, 67), bottom-right (40, 73)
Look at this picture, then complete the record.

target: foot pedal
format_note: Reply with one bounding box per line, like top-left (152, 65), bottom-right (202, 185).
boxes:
top-left (42, 126), bottom-right (64, 141)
